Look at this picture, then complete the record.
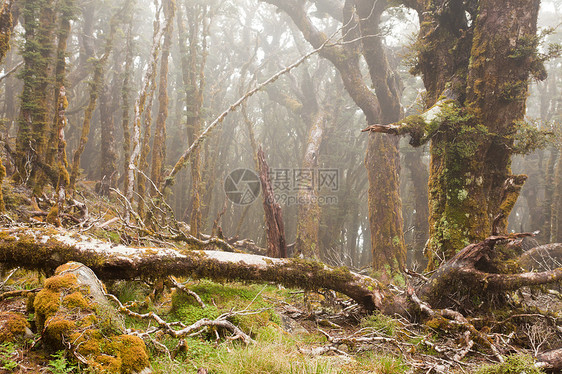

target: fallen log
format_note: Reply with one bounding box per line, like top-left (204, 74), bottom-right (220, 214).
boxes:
top-left (0, 226), bottom-right (395, 312)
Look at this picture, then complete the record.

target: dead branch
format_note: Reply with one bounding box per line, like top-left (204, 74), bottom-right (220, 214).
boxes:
top-left (105, 292), bottom-right (253, 344)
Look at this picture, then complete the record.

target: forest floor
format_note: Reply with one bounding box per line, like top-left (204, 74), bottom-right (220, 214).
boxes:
top-left (0, 272), bottom-right (558, 374)
top-left (0, 182), bottom-right (558, 373)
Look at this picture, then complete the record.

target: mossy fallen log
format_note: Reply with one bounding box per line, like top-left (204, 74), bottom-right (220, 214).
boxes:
top-left (0, 226), bottom-right (396, 312)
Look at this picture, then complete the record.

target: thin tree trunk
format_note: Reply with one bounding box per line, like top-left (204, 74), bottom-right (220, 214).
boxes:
top-left (151, 0), bottom-right (176, 196)
top-left (69, 7), bottom-right (121, 192)
top-left (121, 9), bottom-right (134, 194)
top-left (552, 147), bottom-right (562, 242)
top-left (126, 3), bottom-right (166, 219)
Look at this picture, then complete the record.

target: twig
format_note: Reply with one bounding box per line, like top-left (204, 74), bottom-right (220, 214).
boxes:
top-left (167, 277), bottom-right (206, 308)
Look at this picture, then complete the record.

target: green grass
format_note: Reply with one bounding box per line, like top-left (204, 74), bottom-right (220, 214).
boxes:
top-left (360, 311), bottom-right (399, 336)
top-left (474, 354), bottom-right (545, 374)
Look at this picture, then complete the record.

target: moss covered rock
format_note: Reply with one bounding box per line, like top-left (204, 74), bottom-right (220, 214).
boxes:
top-left (35, 262), bottom-right (151, 373)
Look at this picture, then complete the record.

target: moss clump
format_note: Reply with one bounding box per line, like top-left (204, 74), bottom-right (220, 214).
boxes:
top-left (45, 206), bottom-right (61, 226)
top-left (70, 329), bottom-right (102, 356)
top-left (110, 335), bottom-right (150, 374)
top-left (93, 354), bottom-right (122, 373)
top-left (44, 273), bottom-right (78, 291)
top-left (360, 311), bottom-right (398, 336)
top-left (43, 317), bottom-right (76, 349)
top-left (62, 291), bottom-right (88, 309)
top-left (0, 312), bottom-right (31, 343)
top-left (34, 289), bottom-right (61, 331)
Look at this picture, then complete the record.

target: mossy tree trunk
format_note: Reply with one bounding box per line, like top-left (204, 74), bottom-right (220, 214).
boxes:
top-left (356, 0), bottom-right (406, 275)
top-left (0, 0), bottom-right (14, 212)
top-left (0, 0), bottom-right (13, 64)
top-left (98, 78), bottom-right (118, 196)
top-left (2, 226), bottom-right (562, 317)
top-left (365, 0), bottom-right (543, 270)
top-left (120, 5), bottom-right (134, 195)
top-left (15, 0), bottom-right (56, 194)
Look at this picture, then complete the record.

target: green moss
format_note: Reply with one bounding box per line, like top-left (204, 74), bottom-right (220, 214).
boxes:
top-left (475, 354), bottom-right (545, 374)
top-left (360, 311), bottom-right (398, 336)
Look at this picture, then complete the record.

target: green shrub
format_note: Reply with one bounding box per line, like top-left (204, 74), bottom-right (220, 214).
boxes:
top-left (475, 354), bottom-right (544, 374)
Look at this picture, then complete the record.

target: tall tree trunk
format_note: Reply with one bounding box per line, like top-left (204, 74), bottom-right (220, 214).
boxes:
top-left (69, 6), bottom-right (121, 192)
top-left (356, 0), bottom-right (406, 275)
top-left (126, 2), bottom-right (166, 221)
top-left (98, 82), bottom-right (117, 196)
top-left (295, 111), bottom-right (327, 259)
top-left (0, 0), bottom-right (14, 211)
top-left (15, 0), bottom-right (56, 194)
top-left (151, 0), bottom-right (176, 196)
top-left (121, 9), bottom-right (134, 194)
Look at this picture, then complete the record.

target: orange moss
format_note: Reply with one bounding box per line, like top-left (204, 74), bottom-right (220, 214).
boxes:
top-left (70, 329), bottom-right (103, 356)
top-left (34, 289), bottom-right (61, 331)
top-left (111, 335), bottom-right (150, 374)
top-left (93, 354), bottom-right (122, 373)
top-left (0, 312), bottom-right (30, 342)
top-left (44, 273), bottom-right (78, 290)
top-left (62, 291), bottom-right (88, 309)
top-left (44, 317), bottom-right (75, 348)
